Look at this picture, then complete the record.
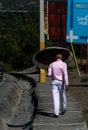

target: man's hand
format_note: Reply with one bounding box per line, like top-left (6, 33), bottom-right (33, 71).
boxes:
top-left (66, 85), bottom-right (68, 91)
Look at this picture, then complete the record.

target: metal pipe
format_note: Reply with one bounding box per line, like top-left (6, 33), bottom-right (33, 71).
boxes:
top-left (40, 0), bottom-right (46, 83)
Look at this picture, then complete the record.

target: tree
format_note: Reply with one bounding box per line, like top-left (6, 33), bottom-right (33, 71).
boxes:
top-left (0, 9), bottom-right (39, 71)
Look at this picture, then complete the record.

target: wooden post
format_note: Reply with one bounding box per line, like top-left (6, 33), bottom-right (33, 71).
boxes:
top-left (80, 44), bottom-right (83, 65)
top-left (86, 44), bottom-right (88, 73)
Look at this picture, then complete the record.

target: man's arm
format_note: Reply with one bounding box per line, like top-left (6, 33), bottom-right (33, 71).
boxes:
top-left (63, 63), bottom-right (69, 90)
top-left (47, 64), bottom-right (52, 77)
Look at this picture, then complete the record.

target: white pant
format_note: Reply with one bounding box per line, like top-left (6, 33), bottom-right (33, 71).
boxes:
top-left (51, 80), bottom-right (67, 116)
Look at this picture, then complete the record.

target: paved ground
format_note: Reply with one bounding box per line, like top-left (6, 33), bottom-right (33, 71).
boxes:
top-left (0, 67), bottom-right (88, 130)
top-left (30, 74), bottom-right (88, 130)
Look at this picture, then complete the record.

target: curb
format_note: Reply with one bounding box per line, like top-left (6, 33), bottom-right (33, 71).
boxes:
top-left (0, 74), bottom-right (23, 130)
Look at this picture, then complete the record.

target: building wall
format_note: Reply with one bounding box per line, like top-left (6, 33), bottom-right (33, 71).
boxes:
top-left (46, 2), bottom-right (67, 44)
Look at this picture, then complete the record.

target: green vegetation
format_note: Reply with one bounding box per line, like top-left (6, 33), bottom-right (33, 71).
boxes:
top-left (81, 75), bottom-right (88, 82)
top-left (83, 110), bottom-right (88, 127)
top-left (0, 9), bottom-right (39, 71)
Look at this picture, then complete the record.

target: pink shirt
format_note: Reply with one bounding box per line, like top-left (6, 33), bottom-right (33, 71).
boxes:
top-left (48, 59), bottom-right (68, 85)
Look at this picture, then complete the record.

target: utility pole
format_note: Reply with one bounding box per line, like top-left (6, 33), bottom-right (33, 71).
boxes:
top-left (40, 0), bottom-right (46, 83)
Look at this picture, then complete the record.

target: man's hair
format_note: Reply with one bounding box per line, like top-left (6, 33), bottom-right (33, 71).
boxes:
top-left (56, 54), bottom-right (62, 59)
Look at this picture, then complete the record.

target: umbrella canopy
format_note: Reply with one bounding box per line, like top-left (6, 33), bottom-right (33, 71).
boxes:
top-left (33, 47), bottom-right (73, 69)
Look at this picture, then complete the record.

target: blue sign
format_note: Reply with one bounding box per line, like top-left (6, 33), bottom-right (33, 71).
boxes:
top-left (66, 0), bottom-right (88, 44)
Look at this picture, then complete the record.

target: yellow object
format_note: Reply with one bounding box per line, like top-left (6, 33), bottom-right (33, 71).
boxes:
top-left (44, 29), bottom-right (48, 35)
top-left (40, 69), bottom-right (46, 83)
top-left (40, 42), bottom-right (46, 83)
top-left (40, 41), bottom-right (45, 50)
top-left (44, 16), bottom-right (48, 34)
top-left (70, 39), bottom-right (81, 77)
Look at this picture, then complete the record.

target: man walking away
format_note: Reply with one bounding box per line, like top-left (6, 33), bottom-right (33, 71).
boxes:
top-left (48, 54), bottom-right (68, 118)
